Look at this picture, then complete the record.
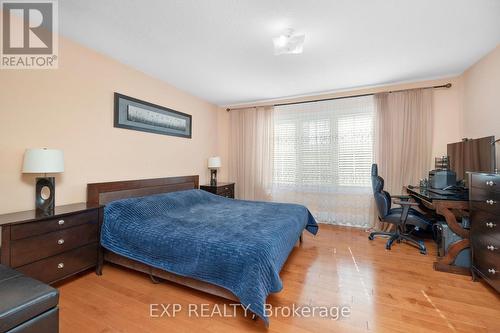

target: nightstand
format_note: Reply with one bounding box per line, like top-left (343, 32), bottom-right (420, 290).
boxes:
top-left (0, 203), bottom-right (103, 284)
top-left (200, 182), bottom-right (235, 198)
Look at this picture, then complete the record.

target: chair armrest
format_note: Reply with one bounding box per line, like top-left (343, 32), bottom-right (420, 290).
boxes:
top-left (391, 195), bottom-right (411, 201)
top-left (393, 200), bottom-right (419, 206)
top-left (393, 200), bottom-right (419, 226)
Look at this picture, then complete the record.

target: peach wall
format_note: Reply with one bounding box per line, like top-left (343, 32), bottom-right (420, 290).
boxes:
top-left (429, 77), bottom-right (464, 162)
top-left (216, 107), bottom-right (231, 182)
top-left (0, 37), bottom-right (218, 214)
top-left (462, 44), bottom-right (500, 165)
top-left (218, 77), bottom-right (464, 176)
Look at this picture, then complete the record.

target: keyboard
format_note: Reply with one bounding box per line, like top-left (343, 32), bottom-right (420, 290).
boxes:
top-left (428, 188), bottom-right (463, 196)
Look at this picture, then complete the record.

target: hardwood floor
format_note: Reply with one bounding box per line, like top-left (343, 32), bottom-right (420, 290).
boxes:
top-left (57, 225), bottom-right (500, 333)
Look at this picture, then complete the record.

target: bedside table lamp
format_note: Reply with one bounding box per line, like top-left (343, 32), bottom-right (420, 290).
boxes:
top-left (208, 156), bottom-right (221, 186)
top-left (22, 148), bottom-right (64, 213)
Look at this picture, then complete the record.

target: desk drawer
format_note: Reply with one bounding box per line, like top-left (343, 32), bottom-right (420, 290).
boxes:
top-left (470, 188), bottom-right (500, 214)
top-left (11, 210), bottom-right (98, 240)
top-left (470, 210), bottom-right (500, 240)
top-left (471, 174), bottom-right (500, 193)
top-left (16, 243), bottom-right (98, 284)
top-left (11, 223), bottom-right (98, 267)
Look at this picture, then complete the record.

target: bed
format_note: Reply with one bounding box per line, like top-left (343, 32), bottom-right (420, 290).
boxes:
top-left (87, 175), bottom-right (318, 325)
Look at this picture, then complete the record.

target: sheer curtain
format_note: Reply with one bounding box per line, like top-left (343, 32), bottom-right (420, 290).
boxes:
top-left (374, 89), bottom-right (433, 229)
top-left (228, 106), bottom-right (274, 201)
top-left (271, 96), bottom-right (375, 227)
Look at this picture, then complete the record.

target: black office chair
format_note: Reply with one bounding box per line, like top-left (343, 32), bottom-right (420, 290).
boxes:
top-left (369, 164), bottom-right (431, 254)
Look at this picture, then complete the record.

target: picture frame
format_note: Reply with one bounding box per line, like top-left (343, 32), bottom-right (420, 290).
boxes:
top-left (114, 93), bottom-right (192, 138)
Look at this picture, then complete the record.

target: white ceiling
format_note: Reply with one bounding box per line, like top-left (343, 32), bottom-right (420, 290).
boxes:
top-left (60, 0), bottom-right (500, 106)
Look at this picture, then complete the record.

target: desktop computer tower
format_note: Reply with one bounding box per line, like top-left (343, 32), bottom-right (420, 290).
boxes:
top-left (434, 221), bottom-right (471, 268)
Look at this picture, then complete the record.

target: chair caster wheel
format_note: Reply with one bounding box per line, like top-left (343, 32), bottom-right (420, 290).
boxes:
top-left (420, 250), bottom-right (427, 255)
top-left (385, 246), bottom-right (391, 250)
top-left (368, 235), bottom-right (374, 240)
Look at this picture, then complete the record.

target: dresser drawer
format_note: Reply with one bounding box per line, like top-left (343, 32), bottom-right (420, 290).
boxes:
top-left (472, 233), bottom-right (500, 255)
top-left (11, 210), bottom-right (98, 240)
top-left (11, 223), bottom-right (99, 267)
top-left (216, 184), bottom-right (234, 198)
top-left (16, 243), bottom-right (98, 284)
top-left (218, 191), bottom-right (234, 198)
top-left (216, 184), bottom-right (234, 194)
top-left (472, 246), bottom-right (500, 292)
top-left (470, 210), bottom-right (500, 240)
top-left (471, 173), bottom-right (500, 193)
top-left (470, 188), bottom-right (500, 214)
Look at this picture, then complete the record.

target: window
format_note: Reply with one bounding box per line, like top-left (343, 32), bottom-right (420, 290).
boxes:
top-left (273, 95), bottom-right (374, 188)
top-left (337, 112), bottom-right (374, 186)
top-left (274, 122), bottom-right (297, 184)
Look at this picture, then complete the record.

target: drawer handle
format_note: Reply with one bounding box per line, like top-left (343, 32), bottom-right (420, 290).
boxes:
top-left (57, 239), bottom-right (65, 245)
top-left (57, 263), bottom-right (65, 269)
top-left (488, 268), bottom-right (497, 275)
top-left (58, 220), bottom-right (65, 225)
top-left (487, 245), bottom-right (498, 251)
top-left (486, 200), bottom-right (497, 205)
top-left (486, 222), bottom-right (497, 228)
top-left (486, 180), bottom-right (496, 187)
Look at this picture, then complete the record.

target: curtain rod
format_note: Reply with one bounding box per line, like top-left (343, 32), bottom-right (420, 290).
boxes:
top-left (226, 83), bottom-right (452, 111)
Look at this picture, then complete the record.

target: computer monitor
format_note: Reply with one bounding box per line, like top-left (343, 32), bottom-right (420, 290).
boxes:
top-left (447, 136), bottom-right (496, 182)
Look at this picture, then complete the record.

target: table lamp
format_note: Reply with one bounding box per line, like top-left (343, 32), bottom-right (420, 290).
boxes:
top-left (22, 148), bottom-right (64, 213)
top-left (208, 156), bottom-right (221, 186)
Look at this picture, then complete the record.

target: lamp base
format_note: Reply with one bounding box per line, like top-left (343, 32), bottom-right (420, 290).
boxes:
top-left (36, 177), bottom-right (55, 214)
top-left (210, 169), bottom-right (218, 186)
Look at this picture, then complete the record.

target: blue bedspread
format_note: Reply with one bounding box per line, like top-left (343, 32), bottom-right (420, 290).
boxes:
top-left (101, 189), bottom-right (318, 325)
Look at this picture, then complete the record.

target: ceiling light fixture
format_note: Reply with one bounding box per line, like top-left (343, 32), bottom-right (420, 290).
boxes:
top-left (272, 28), bottom-right (305, 55)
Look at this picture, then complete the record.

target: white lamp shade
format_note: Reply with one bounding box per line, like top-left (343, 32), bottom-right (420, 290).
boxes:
top-left (208, 156), bottom-right (221, 169)
top-left (22, 149), bottom-right (64, 173)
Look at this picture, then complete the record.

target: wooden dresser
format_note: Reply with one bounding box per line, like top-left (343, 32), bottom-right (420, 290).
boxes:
top-left (0, 203), bottom-right (103, 284)
top-left (469, 172), bottom-right (500, 292)
top-left (200, 182), bottom-right (235, 199)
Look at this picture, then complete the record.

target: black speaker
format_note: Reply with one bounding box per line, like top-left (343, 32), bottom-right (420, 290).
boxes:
top-left (210, 169), bottom-right (218, 186)
top-left (35, 177), bottom-right (55, 213)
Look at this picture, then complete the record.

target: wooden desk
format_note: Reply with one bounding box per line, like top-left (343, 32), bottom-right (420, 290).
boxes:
top-left (406, 186), bottom-right (471, 275)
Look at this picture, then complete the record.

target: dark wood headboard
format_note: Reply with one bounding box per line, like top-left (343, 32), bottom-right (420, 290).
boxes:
top-left (87, 175), bottom-right (199, 205)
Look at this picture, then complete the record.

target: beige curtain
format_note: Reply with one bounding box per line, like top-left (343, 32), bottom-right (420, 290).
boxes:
top-left (374, 89), bottom-right (433, 229)
top-left (228, 106), bottom-right (274, 201)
